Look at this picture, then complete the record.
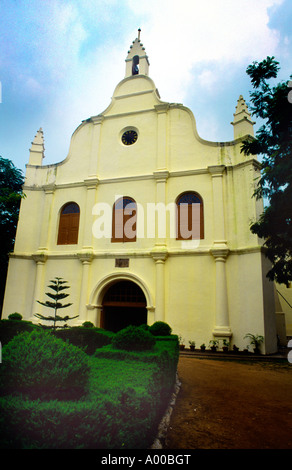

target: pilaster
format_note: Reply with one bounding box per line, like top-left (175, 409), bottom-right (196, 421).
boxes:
top-left (38, 184), bottom-right (55, 250)
top-left (209, 165), bottom-right (231, 338)
top-left (211, 247), bottom-right (232, 338)
top-left (151, 247), bottom-right (168, 322)
top-left (155, 104), bottom-right (169, 170)
top-left (30, 252), bottom-right (47, 321)
top-left (89, 114), bottom-right (104, 176)
top-left (153, 170), bottom-right (169, 244)
top-left (77, 250), bottom-right (93, 325)
top-left (208, 165), bottom-right (227, 244)
top-left (82, 177), bottom-right (99, 249)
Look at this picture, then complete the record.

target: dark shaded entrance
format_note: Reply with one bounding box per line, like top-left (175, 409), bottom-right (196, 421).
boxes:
top-left (101, 280), bottom-right (147, 332)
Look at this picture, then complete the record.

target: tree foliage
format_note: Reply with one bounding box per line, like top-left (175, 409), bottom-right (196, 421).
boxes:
top-left (241, 57), bottom-right (292, 286)
top-left (35, 277), bottom-right (78, 330)
top-left (0, 329), bottom-right (90, 399)
top-left (0, 157), bottom-right (24, 310)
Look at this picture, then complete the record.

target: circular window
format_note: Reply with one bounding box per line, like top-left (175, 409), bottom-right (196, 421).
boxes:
top-left (121, 129), bottom-right (138, 146)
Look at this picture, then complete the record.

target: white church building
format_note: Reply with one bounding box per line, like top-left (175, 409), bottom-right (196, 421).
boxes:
top-left (3, 32), bottom-right (286, 353)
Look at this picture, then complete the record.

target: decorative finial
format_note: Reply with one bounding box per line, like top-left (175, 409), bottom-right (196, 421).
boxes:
top-left (138, 28), bottom-right (141, 40)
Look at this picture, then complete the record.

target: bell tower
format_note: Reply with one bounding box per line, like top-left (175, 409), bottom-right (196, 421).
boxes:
top-left (125, 29), bottom-right (150, 78)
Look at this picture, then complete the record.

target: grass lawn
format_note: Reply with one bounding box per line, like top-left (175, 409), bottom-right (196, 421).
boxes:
top-left (88, 356), bottom-right (159, 398)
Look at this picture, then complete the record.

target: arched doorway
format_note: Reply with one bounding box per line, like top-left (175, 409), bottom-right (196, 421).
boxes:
top-left (101, 280), bottom-right (147, 332)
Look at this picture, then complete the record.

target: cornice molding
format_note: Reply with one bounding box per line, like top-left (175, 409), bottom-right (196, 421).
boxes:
top-left (10, 245), bottom-right (265, 260)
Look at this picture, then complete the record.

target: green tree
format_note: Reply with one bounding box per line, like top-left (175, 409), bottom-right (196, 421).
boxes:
top-left (35, 277), bottom-right (78, 330)
top-left (0, 157), bottom-right (24, 312)
top-left (241, 56), bottom-right (292, 286)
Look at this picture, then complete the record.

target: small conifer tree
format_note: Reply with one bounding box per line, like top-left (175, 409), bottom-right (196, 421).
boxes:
top-left (35, 277), bottom-right (78, 330)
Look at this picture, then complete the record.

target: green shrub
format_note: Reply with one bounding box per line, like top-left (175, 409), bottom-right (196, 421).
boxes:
top-left (54, 326), bottom-right (113, 355)
top-left (0, 329), bottom-right (90, 399)
top-left (0, 319), bottom-right (40, 345)
top-left (0, 338), bottom-right (179, 449)
top-left (82, 321), bottom-right (94, 328)
top-left (139, 323), bottom-right (150, 331)
top-left (0, 389), bottom-right (157, 449)
top-left (8, 313), bottom-right (23, 321)
top-left (149, 321), bottom-right (172, 336)
top-left (95, 340), bottom-right (179, 401)
top-left (112, 325), bottom-right (156, 352)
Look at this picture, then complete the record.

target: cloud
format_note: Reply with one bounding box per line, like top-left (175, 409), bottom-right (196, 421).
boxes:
top-left (36, 0), bottom-right (286, 161)
top-left (197, 69), bottom-right (218, 92)
top-left (24, 77), bottom-right (43, 95)
top-left (124, 0), bottom-right (284, 102)
top-left (5, 0), bottom-right (284, 104)
top-left (1, 0), bottom-right (289, 168)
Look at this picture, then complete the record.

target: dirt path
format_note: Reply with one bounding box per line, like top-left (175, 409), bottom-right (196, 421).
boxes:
top-left (165, 356), bottom-right (292, 449)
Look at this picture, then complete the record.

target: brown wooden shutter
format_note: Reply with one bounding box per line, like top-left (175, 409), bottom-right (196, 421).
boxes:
top-left (176, 192), bottom-right (204, 240)
top-left (57, 203), bottom-right (80, 245)
top-left (124, 203), bottom-right (136, 242)
top-left (177, 204), bottom-right (193, 240)
top-left (112, 197), bottom-right (136, 243)
top-left (112, 207), bottom-right (124, 242)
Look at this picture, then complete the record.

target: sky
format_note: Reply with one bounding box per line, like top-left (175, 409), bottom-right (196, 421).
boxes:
top-left (0, 0), bottom-right (291, 173)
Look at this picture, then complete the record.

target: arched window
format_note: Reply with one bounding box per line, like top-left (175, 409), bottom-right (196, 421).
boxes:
top-left (132, 55), bottom-right (139, 75)
top-left (112, 197), bottom-right (137, 242)
top-left (176, 192), bottom-right (204, 240)
top-left (57, 202), bottom-right (80, 245)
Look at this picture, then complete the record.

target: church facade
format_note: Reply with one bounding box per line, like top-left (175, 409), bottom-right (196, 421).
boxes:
top-left (2, 34), bottom-right (280, 353)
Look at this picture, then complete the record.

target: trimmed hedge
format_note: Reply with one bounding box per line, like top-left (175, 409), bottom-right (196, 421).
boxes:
top-left (0, 329), bottom-right (90, 400)
top-left (0, 335), bottom-right (179, 449)
top-left (0, 319), bottom-right (41, 345)
top-left (81, 321), bottom-right (94, 328)
top-left (0, 319), bottom-right (115, 355)
top-left (54, 326), bottom-right (115, 355)
top-left (149, 321), bottom-right (172, 336)
top-left (0, 382), bottom-right (158, 449)
top-left (8, 313), bottom-right (23, 321)
top-left (111, 325), bottom-right (156, 352)
top-left (95, 336), bottom-right (179, 402)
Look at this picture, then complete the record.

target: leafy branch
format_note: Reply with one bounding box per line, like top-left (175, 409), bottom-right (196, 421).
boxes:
top-left (35, 277), bottom-right (78, 330)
